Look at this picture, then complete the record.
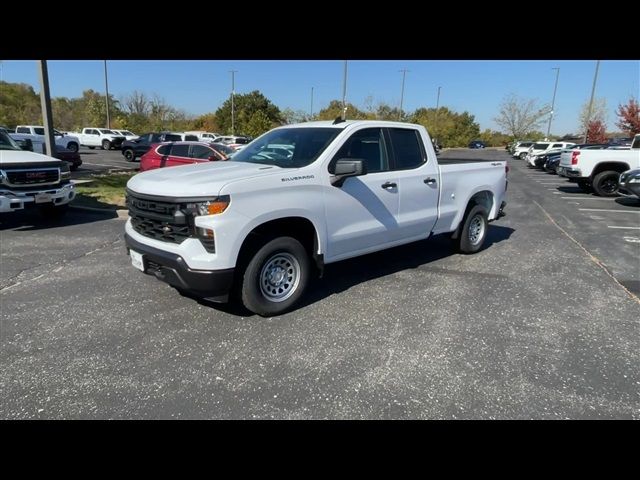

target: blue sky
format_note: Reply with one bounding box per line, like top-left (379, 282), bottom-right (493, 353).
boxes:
top-left (1, 60), bottom-right (638, 135)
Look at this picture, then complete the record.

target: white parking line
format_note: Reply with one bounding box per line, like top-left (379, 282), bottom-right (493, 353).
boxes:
top-left (560, 196), bottom-right (616, 200)
top-left (579, 208), bottom-right (640, 214)
top-left (608, 226), bottom-right (640, 230)
top-left (541, 182), bottom-right (567, 185)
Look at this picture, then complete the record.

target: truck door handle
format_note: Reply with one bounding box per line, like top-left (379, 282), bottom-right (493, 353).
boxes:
top-left (381, 182), bottom-right (397, 189)
top-left (424, 177), bottom-right (437, 185)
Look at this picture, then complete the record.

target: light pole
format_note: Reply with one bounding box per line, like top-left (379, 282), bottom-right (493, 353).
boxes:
top-left (398, 69), bottom-right (409, 121)
top-left (434, 86), bottom-right (442, 144)
top-left (341, 60), bottom-right (348, 120)
top-left (546, 67), bottom-right (560, 140)
top-left (37, 61), bottom-right (55, 157)
top-left (229, 70), bottom-right (237, 135)
top-left (583, 60), bottom-right (601, 143)
top-left (104, 60), bottom-right (110, 129)
top-left (310, 86), bottom-right (314, 120)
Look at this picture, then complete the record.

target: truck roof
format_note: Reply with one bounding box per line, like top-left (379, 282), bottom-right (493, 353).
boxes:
top-left (282, 120), bottom-right (423, 129)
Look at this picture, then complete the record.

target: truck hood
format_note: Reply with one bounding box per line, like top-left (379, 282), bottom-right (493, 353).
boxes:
top-left (0, 149), bottom-right (59, 165)
top-left (127, 161), bottom-right (282, 198)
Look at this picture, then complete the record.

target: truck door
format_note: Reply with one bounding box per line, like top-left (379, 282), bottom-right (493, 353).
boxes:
top-left (387, 128), bottom-right (439, 240)
top-left (323, 127), bottom-right (401, 260)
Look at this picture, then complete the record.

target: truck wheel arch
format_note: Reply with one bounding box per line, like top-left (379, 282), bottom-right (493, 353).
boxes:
top-left (451, 190), bottom-right (494, 240)
top-left (591, 162), bottom-right (630, 178)
top-left (235, 217), bottom-right (324, 277)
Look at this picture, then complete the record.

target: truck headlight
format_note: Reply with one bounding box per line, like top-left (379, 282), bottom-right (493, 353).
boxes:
top-left (60, 163), bottom-right (71, 180)
top-left (191, 195), bottom-right (230, 216)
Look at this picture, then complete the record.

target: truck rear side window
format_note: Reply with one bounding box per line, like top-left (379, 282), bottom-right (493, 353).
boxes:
top-left (387, 128), bottom-right (425, 170)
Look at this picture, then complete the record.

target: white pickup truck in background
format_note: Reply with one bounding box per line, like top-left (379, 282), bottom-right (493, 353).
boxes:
top-left (12, 125), bottom-right (81, 153)
top-left (124, 120), bottom-right (508, 316)
top-left (557, 134), bottom-right (640, 196)
top-left (72, 128), bottom-right (126, 150)
top-left (0, 130), bottom-right (75, 215)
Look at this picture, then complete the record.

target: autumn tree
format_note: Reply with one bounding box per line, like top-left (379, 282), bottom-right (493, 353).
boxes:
top-left (192, 113), bottom-right (220, 133)
top-left (586, 120), bottom-right (607, 143)
top-left (615, 97), bottom-right (640, 135)
top-left (0, 81), bottom-right (41, 127)
top-left (493, 94), bottom-right (549, 139)
top-left (411, 107), bottom-right (480, 147)
top-left (578, 97), bottom-right (607, 135)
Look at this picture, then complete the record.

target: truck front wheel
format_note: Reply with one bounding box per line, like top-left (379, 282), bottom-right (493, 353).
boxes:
top-left (101, 140), bottom-right (111, 150)
top-left (240, 236), bottom-right (310, 316)
top-left (456, 205), bottom-right (488, 254)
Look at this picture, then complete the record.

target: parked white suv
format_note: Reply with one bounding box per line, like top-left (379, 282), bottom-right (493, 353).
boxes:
top-left (13, 125), bottom-right (81, 153)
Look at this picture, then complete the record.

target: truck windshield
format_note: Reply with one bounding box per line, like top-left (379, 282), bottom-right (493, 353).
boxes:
top-left (0, 131), bottom-right (21, 150)
top-left (231, 128), bottom-right (340, 168)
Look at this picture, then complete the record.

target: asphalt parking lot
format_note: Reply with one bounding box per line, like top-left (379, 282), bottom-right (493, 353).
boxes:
top-left (1, 149), bottom-right (638, 419)
top-left (71, 146), bottom-right (138, 179)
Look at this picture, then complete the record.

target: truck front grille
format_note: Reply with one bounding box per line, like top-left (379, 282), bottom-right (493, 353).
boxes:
top-left (3, 168), bottom-right (60, 186)
top-left (127, 193), bottom-right (193, 244)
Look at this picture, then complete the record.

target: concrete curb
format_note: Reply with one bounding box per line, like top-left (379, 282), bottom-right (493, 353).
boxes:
top-left (69, 204), bottom-right (128, 218)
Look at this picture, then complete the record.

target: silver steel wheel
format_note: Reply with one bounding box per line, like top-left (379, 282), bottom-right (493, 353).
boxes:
top-left (468, 214), bottom-right (485, 246)
top-left (259, 252), bottom-right (300, 302)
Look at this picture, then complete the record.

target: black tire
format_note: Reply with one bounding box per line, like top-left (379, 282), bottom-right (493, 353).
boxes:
top-left (101, 140), bottom-right (111, 150)
top-left (519, 152), bottom-right (527, 160)
top-left (240, 236), bottom-right (310, 316)
top-left (67, 142), bottom-right (79, 153)
top-left (592, 170), bottom-right (620, 197)
top-left (123, 149), bottom-right (135, 162)
top-left (577, 179), bottom-right (592, 192)
top-left (456, 205), bottom-right (489, 254)
top-left (88, 146), bottom-right (95, 150)
top-left (39, 203), bottom-right (69, 218)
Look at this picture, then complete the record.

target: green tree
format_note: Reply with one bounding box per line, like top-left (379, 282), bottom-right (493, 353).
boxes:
top-left (0, 81), bottom-right (41, 127)
top-left (410, 107), bottom-right (480, 147)
top-left (215, 90), bottom-right (283, 135)
top-left (244, 110), bottom-right (274, 137)
top-left (192, 113), bottom-right (220, 133)
top-left (315, 100), bottom-right (369, 121)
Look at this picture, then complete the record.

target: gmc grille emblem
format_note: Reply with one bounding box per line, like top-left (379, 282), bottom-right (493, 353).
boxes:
top-left (26, 172), bottom-right (47, 179)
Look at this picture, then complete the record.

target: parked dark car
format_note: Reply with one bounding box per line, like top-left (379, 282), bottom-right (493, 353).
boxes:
top-left (54, 147), bottom-right (82, 171)
top-left (618, 169), bottom-right (640, 199)
top-left (542, 152), bottom-right (562, 172)
top-left (468, 140), bottom-right (486, 149)
top-left (121, 132), bottom-right (183, 162)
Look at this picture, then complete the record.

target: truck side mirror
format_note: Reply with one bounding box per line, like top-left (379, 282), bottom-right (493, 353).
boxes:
top-left (330, 158), bottom-right (367, 187)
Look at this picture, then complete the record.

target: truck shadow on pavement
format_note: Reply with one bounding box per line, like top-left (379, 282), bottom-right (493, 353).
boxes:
top-left (0, 208), bottom-right (118, 231)
top-left (614, 197), bottom-right (640, 207)
top-left (198, 224), bottom-right (515, 317)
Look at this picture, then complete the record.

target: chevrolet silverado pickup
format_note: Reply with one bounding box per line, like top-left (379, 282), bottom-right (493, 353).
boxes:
top-left (124, 120), bottom-right (508, 316)
top-left (557, 134), bottom-right (640, 196)
top-left (0, 131), bottom-right (74, 215)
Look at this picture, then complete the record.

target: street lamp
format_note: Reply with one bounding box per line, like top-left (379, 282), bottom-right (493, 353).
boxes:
top-left (399, 69), bottom-right (409, 121)
top-left (434, 86), bottom-right (442, 144)
top-left (310, 86), bottom-right (314, 119)
top-left (341, 60), bottom-right (348, 120)
top-left (546, 67), bottom-right (560, 140)
top-left (104, 60), bottom-right (111, 129)
top-left (229, 70), bottom-right (238, 135)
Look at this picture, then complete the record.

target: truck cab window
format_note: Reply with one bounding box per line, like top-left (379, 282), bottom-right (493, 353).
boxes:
top-left (330, 128), bottom-right (388, 174)
top-left (388, 128), bottom-right (425, 170)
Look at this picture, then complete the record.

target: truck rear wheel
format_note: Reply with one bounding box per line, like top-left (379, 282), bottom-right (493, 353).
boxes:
top-left (592, 170), bottom-right (620, 197)
top-left (240, 236), bottom-right (310, 316)
top-left (456, 205), bottom-right (488, 254)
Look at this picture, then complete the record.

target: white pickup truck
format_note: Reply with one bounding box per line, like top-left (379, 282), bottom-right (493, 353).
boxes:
top-left (75, 128), bottom-right (126, 150)
top-left (124, 120), bottom-right (508, 315)
top-left (12, 125), bottom-right (81, 153)
top-left (557, 134), bottom-right (640, 196)
top-left (0, 130), bottom-right (75, 215)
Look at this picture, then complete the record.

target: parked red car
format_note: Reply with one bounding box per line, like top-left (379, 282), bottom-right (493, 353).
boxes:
top-left (140, 142), bottom-right (230, 172)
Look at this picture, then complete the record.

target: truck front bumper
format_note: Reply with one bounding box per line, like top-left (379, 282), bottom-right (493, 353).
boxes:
top-left (124, 233), bottom-right (234, 303)
top-left (0, 183), bottom-right (75, 213)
